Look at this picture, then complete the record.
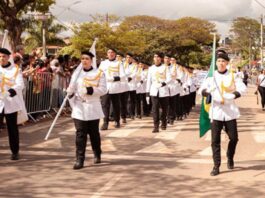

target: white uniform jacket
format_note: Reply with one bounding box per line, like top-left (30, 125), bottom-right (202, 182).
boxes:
top-left (99, 59), bottom-right (126, 94)
top-left (69, 67), bottom-right (107, 121)
top-left (146, 64), bottom-right (172, 97)
top-left (119, 61), bottom-right (130, 93)
top-left (168, 64), bottom-right (182, 96)
top-left (136, 68), bottom-right (148, 94)
top-left (0, 63), bottom-right (24, 114)
top-left (125, 63), bottom-right (138, 91)
top-left (199, 70), bottom-right (246, 121)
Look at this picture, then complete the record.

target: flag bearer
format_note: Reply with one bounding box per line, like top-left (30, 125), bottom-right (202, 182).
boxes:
top-left (0, 48), bottom-right (25, 160)
top-left (67, 50), bottom-right (107, 169)
top-left (199, 52), bottom-right (246, 176)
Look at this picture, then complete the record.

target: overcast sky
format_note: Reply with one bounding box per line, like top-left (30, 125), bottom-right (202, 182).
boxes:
top-left (50, 0), bottom-right (265, 38)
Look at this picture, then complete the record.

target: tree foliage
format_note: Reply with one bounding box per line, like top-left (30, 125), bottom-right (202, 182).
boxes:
top-left (63, 14), bottom-right (216, 67)
top-left (230, 17), bottom-right (261, 60)
top-left (0, 0), bottom-right (55, 50)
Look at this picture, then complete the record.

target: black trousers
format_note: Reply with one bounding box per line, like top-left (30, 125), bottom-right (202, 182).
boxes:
top-left (151, 96), bottom-right (169, 126)
top-left (258, 86), bottom-right (265, 108)
top-left (168, 95), bottom-right (177, 121)
top-left (73, 119), bottom-right (101, 161)
top-left (211, 119), bottom-right (238, 167)
top-left (178, 95), bottom-right (185, 117)
top-left (120, 91), bottom-right (129, 119)
top-left (128, 91), bottom-right (136, 116)
top-left (136, 93), bottom-right (148, 116)
top-left (191, 91), bottom-right (196, 107)
top-left (101, 93), bottom-right (120, 123)
top-left (3, 112), bottom-right (19, 155)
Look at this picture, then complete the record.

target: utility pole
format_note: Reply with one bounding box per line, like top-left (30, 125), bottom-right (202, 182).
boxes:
top-left (33, 12), bottom-right (51, 58)
top-left (261, 14), bottom-right (264, 69)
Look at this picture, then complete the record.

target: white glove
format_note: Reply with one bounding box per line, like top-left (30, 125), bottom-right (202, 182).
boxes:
top-left (66, 86), bottom-right (75, 95)
top-left (146, 96), bottom-right (150, 104)
top-left (223, 93), bottom-right (235, 100)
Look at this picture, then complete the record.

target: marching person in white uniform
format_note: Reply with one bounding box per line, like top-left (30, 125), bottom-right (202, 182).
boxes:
top-left (199, 51), bottom-right (246, 176)
top-left (165, 55), bottom-right (178, 125)
top-left (0, 48), bottom-right (25, 160)
top-left (126, 54), bottom-right (138, 120)
top-left (117, 52), bottom-right (130, 124)
top-left (135, 61), bottom-right (148, 118)
top-left (99, 48), bottom-right (126, 130)
top-left (146, 52), bottom-right (171, 132)
top-left (67, 50), bottom-right (107, 169)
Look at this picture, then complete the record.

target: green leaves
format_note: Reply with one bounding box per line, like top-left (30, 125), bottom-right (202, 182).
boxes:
top-left (64, 15), bottom-right (215, 67)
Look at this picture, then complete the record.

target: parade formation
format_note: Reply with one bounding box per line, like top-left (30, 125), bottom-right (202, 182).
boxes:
top-left (1, 1), bottom-right (265, 197)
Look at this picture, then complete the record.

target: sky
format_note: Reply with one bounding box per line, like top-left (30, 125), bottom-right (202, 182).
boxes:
top-left (50, 0), bottom-right (265, 39)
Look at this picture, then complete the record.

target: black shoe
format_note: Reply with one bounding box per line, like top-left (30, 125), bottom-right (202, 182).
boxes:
top-left (11, 153), bottom-right (19, 160)
top-left (161, 123), bottom-right (167, 130)
top-left (152, 126), bottom-right (159, 133)
top-left (114, 122), bottom-right (120, 128)
top-left (94, 155), bottom-right (101, 164)
top-left (169, 120), bottom-right (174, 125)
top-left (136, 115), bottom-right (142, 119)
top-left (210, 166), bottom-right (220, 176)
top-left (122, 118), bottom-right (127, 124)
top-left (73, 160), bottom-right (84, 170)
top-left (101, 123), bottom-right (108, 130)
top-left (131, 116), bottom-right (135, 120)
top-left (227, 159), bottom-right (234, 170)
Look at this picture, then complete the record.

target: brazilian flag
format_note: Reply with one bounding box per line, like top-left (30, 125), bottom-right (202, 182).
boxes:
top-left (199, 34), bottom-right (216, 137)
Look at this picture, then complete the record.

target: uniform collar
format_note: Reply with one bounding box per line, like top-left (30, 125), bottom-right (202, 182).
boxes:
top-left (155, 63), bottom-right (162, 67)
top-left (217, 69), bottom-right (228, 74)
top-left (108, 58), bottom-right (116, 62)
top-left (83, 66), bottom-right (93, 72)
top-left (1, 62), bottom-right (11, 68)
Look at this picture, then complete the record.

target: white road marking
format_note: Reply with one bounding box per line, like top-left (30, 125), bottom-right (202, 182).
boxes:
top-left (136, 141), bottom-right (173, 154)
top-left (90, 173), bottom-right (123, 198)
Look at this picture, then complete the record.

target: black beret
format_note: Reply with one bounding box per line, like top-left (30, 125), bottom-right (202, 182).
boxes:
top-left (126, 52), bottom-right (133, 57)
top-left (217, 53), bottom-right (229, 61)
top-left (81, 50), bottom-right (94, 58)
top-left (154, 52), bottom-right (164, 58)
top-left (164, 54), bottom-right (171, 58)
top-left (107, 48), bottom-right (117, 53)
top-left (216, 49), bottom-right (227, 55)
top-left (0, 48), bottom-right (11, 55)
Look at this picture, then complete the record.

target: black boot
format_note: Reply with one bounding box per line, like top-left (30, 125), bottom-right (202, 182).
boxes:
top-left (169, 120), bottom-right (174, 125)
top-left (122, 118), bottom-right (127, 124)
top-left (161, 121), bottom-right (167, 130)
top-left (101, 122), bottom-right (108, 130)
top-left (152, 124), bottom-right (159, 133)
top-left (94, 152), bottom-right (101, 164)
top-left (11, 153), bottom-right (19, 160)
top-left (227, 158), bottom-right (234, 169)
top-left (114, 121), bottom-right (120, 128)
top-left (210, 166), bottom-right (220, 176)
top-left (73, 160), bottom-right (84, 170)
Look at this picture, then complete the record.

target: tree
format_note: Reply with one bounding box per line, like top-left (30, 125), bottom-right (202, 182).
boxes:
top-left (230, 17), bottom-right (261, 60)
top-left (24, 16), bottom-right (66, 52)
top-left (0, 0), bottom-right (55, 50)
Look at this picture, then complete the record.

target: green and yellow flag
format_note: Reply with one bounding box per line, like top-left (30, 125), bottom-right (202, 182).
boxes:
top-left (199, 34), bottom-right (216, 137)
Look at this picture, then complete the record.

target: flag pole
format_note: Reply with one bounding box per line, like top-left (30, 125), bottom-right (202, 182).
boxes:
top-left (1, 30), bottom-right (9, 48)
top-left (44, 38), bottom-right (98, 140)
top-left (210, 33), bottom-right (216, 123)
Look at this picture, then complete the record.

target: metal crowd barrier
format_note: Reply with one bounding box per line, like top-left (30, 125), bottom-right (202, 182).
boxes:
top-left (23, 72), bottom-right (71, 122)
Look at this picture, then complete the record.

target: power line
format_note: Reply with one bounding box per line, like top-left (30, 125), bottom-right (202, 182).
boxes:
top-left (254, 0), bottom-right (265, 9)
